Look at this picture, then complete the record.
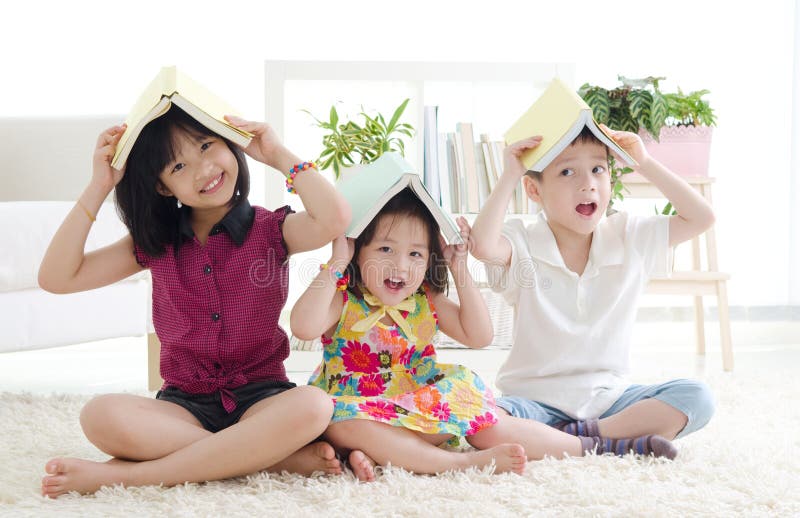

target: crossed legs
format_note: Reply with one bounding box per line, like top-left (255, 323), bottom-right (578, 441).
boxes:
top-left (323, 419), bottom-right (526, 481)
top-left (41, 385), bottom-right (339, 498)
top-left (466, 411), bottom-right (584, 460)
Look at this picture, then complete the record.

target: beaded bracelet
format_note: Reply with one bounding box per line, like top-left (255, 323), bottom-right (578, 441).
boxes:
top-left (320, 263), bottom-right (349, 291)
top-left (286, 161), bottom-right (316, 194)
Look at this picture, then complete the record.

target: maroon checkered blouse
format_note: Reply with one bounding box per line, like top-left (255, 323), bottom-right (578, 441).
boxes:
top-left (135, 201), bottom-right (294, 412)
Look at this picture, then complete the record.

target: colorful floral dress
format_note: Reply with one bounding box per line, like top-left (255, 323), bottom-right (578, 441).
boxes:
top-left (308, 286), bottom-right (498, 437)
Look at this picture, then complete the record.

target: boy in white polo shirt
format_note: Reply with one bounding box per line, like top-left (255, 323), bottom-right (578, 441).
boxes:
top-left (466, 126), bottom-right (716, 459)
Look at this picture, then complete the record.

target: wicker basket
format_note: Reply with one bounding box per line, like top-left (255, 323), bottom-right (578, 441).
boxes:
top-left (435, 287), bottom-right (514, 349)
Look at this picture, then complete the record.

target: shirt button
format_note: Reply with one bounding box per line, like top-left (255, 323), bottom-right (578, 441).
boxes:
top-left (211, 312), bottom-right (221, 322)
top-left (203, 264), bottom-right (212, 274)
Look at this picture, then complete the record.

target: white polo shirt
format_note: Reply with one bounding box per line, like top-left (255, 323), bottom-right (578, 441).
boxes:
top-left (485, 211), bottom-right (672, 419)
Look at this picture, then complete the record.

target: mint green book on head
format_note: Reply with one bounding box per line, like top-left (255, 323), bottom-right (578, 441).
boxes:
top-left (336, 152), bottom-right (463, 244)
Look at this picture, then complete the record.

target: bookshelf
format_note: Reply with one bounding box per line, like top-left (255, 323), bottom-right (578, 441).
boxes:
top-left (264, 60), bottom-right (574, 208)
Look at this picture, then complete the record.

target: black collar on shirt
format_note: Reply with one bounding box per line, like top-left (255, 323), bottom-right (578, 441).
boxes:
top-left (177, 199), bottom-right (255, 247)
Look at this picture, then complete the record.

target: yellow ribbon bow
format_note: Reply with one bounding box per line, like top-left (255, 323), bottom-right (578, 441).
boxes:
top-left (351, 292), bottom-right (418, 342)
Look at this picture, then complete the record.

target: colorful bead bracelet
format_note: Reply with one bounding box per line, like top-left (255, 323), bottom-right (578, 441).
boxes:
top-left (286, 161), bottom-right (316, 194)
top-left (320, 263), bottom-right (349, 291)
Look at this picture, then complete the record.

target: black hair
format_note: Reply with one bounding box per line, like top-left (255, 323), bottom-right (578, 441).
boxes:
top-left (114, 105), bottom-right (250, 256)
top-left (524, 126), bottom-right (607, 180)
top-left (345, 188), bottom-right (449, 295)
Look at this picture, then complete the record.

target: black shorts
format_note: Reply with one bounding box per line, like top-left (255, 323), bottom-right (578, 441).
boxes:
top-left (156, 380), bottom-right (297, 433)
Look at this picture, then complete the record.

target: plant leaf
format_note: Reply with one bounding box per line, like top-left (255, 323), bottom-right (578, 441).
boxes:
top-left (649, 91), bottom-right (668, 139)
top-left (329, 106), bottom-right (339, 128)
top-left (628, 89), bottom-right (652, 130)
top-left (582, 87), bottom-right (610, 124)
top-left (387, 98), bottom-right (410, 133)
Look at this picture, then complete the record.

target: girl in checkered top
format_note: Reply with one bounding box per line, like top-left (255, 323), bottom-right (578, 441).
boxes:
top-left (38, 105), bottom-right (351, 497)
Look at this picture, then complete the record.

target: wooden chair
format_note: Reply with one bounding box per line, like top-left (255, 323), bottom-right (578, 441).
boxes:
top-left (626, 175), bottom-right (734, 371)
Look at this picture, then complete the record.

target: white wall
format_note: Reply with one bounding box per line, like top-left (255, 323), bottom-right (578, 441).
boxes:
top-left (792, 0), bottom-right (800, 306)
top-left (3, 0), bottom-right (796, 307)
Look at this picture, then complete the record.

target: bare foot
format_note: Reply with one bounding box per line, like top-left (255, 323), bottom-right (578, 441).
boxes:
top-left (41, 457), bottom-right (132, 498)
top-left (267, 441), bottom-right (342, 476)
top-left (348, 450), bottom-right (376, 482)
top-left (469, 443), bottom-right (527, 475)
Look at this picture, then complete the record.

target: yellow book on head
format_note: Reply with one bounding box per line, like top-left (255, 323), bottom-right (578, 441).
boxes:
top-left (111, 66), bottom-right (253, 169)
top-left (504, 78), bottom-right (637, 172)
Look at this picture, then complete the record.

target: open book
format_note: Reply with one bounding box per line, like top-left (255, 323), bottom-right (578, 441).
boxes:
top-left (336, 152), bottom-right (463, 244)
top-left (111, 66), bottom-right (253, 169)
top-left (504, 78), bottom-right (637, 172)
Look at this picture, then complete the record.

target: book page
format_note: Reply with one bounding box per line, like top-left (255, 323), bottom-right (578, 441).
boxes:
top-left (173, 70), bottom-right (250, 139)
top-left (111, 97), bottom-right (171, 168)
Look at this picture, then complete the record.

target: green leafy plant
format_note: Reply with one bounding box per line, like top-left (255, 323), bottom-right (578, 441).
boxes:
top-left (578, 75), bottom-right (716, 141)
top-left (608, 155), bottom-right (634, 212)
top-left (304, 99), bottom-right (415, 179)
top-left (579, 76), bottom-right (716, 213)
top-left (655, 202), bottom-right (677, 216)
top-left (663, 88), bottom-right (716, 127)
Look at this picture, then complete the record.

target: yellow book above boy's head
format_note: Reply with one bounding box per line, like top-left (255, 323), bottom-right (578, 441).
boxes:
top-left (336, 152), bottom-right (463, 245)
top-left (504, 77), bottom-right (637, 172)
top-left (111, 66), bottom-right (253, 170)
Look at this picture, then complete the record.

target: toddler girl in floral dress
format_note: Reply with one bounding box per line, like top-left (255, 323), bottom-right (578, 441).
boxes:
top-left (292, 189), bottom-right (525, 481)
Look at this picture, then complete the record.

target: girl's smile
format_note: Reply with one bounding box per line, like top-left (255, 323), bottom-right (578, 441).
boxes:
top-left (384, 276), bottom-right (407, 293)
top-left (200, 172), bottom-right (225, 194)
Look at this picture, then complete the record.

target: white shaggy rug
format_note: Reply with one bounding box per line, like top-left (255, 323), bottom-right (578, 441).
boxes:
top-left (2, 371), bottom-right (799, 517)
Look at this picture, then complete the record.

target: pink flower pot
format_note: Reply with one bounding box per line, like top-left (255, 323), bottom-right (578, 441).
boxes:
top-left (636, 126), bottom-right (713, 177)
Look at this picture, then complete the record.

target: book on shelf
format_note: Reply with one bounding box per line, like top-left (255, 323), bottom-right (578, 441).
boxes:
top-left (336, 152), bottom-right (463, 244)
top-left (504, 77), bottom-right (637, 172)
top-left (446, 132), bottom-right (465, 213)
top-left (112, 66), bottom-right (253, 169)
top-left (479, 136), bottom-right (512, 214)
top-left (422, 105), bottom-right (441, 205)
top-left (473, 141), bottom-right (490, 207)
top-left (455, 122), bottom-right (481, 213)
top-left (479, 134), bottom-right (499, 193)
top-left (436, 131), bottom-right (454, 213)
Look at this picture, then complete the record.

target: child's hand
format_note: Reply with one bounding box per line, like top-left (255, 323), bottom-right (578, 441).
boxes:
top-left (440, 216), bottom-right (472, 268)
top-left (503, 136), bottom-right (543, 179)
top-left (330, 234), bottom-right (355, 265)
top-left (224, 116), bottom-right (284, 169)
top-left (600, 124), bottom-right (649, 164)
top-left (91, 124), bottom-right (127, 193)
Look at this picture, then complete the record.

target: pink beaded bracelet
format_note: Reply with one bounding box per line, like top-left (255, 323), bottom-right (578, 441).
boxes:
top-left (286, 161), bottom-right (316, 194)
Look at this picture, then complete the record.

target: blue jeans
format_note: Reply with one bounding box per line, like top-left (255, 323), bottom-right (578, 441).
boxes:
top-left (496, 379), bottom-right (715, 439)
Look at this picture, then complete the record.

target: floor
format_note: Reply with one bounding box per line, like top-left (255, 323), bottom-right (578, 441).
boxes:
top-left (1, 321), bottom-right (798, 395)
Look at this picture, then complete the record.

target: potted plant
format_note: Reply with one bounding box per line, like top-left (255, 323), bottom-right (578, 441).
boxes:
top-left (304, 98), bottom-right (415, 181)
top-left (578, 76), bottom-right (716, 213)
top-left (579, 75), bottom-right (716, 178)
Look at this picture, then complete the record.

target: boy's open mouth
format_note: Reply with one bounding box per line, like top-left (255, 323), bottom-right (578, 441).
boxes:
top-left (575, 202), bottom-right (597, 216)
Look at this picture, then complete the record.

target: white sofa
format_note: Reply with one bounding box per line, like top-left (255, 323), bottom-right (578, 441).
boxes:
top-left (0, 202), bottom-right (151, 352)
top-left (0, 117), bottom-right (154, 386)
